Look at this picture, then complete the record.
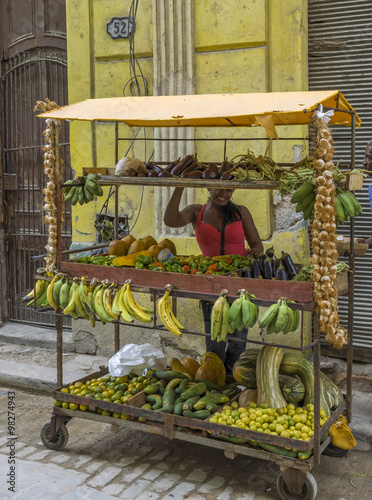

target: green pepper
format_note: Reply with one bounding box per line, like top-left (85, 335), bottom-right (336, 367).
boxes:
top-left (136, 255), bottom-right (151, 265)
top-left (135, 262), bottom-right (144, 269)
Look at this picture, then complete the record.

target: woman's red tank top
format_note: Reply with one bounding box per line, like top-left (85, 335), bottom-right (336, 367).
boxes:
top-left (194, 204), bottom-right (248, 257)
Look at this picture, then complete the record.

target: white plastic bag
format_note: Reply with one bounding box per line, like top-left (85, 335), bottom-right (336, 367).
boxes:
top-left (108, 343), bottom-right (167, 377)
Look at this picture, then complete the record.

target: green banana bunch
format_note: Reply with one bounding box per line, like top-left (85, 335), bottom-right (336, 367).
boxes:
top-left (259, 298), bottom-right (300, 335)
top-left (291, 182), bottom-right (316, 220)
top-left (228, 290), bottom-right (259, 331)
top-left (335, 190), bottom-right (362, 225)
top-left (64, 173), bottom-right (103, 205)
top-left (24, 279), bottom-right (48, 304)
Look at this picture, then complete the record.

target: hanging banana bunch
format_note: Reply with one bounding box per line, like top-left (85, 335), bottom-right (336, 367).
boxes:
top-left (210, 289), bottom-right (231, 342)
top-left (64, 173), bottom-right (104, 206)
top-left (23, 279), bottom-right (49, 308)
top-left (157, 285), bottom-right (185, 336)
top-left (258, 298), bottom-right (300, 335)
top-left (291, 182), bottom-right (316, 221)
top-left (228, 290), bottom-right (259, 331)
top-left (334, 189), bottom-right (362, 224)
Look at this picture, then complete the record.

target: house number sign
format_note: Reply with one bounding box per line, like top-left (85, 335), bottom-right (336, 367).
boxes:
top-left (107, 17), bottom-right (134, 39)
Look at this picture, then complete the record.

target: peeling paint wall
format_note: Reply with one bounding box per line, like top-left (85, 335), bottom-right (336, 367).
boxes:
top-left (66, 0), bottom-right (310, 356)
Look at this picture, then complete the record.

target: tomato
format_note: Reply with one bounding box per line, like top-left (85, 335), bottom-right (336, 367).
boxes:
top-left (182, 265), bottom-right (191, 274)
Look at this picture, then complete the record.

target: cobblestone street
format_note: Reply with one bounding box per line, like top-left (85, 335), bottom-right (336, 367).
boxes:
top-left (1, 389), bottom-right (371, 499)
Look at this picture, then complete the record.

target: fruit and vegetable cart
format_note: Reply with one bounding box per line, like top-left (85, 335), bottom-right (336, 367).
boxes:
top-left (32, 91), bottom-right (361, 500)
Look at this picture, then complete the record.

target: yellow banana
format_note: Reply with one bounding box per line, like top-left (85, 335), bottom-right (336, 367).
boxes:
top-left (157, 289), bottom-right (182, 336)
top-left (102, 283), bottom-right (119, 321)
top-left (24, 279), bottom-right (47, 303)
top-left (124, 282), bottom-right (152, 323)
top-left (79, 277), bottom-right (96, 319)
top-left (46, 274), bottom-right (61, 310)
top-left (94, 285), bottom-right (113, 324)
top-left (63, 280), bottom-right (79, 315)
top-left (117, 285), bottom-right (134, 323)
top-left (165, 294), bottom-right (185, 331)
top-left (74, 284), bottom-right (89, 319)
top-left (211, 295), bottom-right (225, 340)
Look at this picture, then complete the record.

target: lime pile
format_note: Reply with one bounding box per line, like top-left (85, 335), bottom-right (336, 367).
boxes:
top-left (209, 401), bottom-right (329, 441)
top-left (54, 372), bottom-right (159, 418)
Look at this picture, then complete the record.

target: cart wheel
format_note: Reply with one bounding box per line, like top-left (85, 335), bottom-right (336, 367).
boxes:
top-left (40, 421), bottom-right (69, 450)
top-left (276, 472), bottom-right (317, 500)
top-left (322, 441), bottom-right (349, 457)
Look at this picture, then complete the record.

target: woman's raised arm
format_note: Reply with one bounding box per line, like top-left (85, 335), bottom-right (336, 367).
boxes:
top-left (163, 187), bottom-right (199, 228)
top-left (239, 205), bottom-right (264, 257)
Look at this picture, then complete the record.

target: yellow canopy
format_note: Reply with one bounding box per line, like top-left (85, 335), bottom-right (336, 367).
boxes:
top-left (37, 91), bottom-right (360, 133)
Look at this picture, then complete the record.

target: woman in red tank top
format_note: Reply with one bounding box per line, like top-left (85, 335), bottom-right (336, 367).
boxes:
top-left (164, 187), bottom-right (263, 375)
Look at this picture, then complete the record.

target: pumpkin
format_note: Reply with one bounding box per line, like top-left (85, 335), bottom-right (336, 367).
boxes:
top-left (195, 363), bottom-right (217, 385)
top-left (238, 388), bottom-right (257, 408)
top-left (280, 352), bottom-right (330, 415)
top-left (128, 239), bottom-right (146, 255)
top-left (182, 357), bottom-right (200, 380)
top-left (200, 352), bottom-right (226, 387)
top-left (278, 374), bottom-right (305, 404)
top-left (232, 358), bottom-right (257, 388)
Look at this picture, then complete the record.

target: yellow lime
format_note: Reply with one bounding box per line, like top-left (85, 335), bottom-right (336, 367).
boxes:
top-left (79, 405), bottom-right (88, 411)
top-left (69, 403), bottom-right (78, 410)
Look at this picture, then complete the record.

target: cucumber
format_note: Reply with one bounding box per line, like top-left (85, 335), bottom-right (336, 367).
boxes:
top-left (145, 394), bottom-right (162, 410)
top-left (165, 378), bottom-right (183, 391)
top-left (210, 434), bottom-right (249, 444)
top-left (182, 396), bottom-right (201, 411)
top-left (144, 382), bottom-right (161, 395)
top-left (298, 450), bottom-right (312, 460)
top-left (179, 378), bottom-right (189, 392)
top-left (196, 378), bottom-right (220, 391)
top-left (205, 403), bottom-right (220, 413)
top-left (183, 409), bottom-right (211, 420)
top-left (154, 370), bottom-right (191, 381)
top-left (193, 394), bottom-right (229, 410)
top-left (161, 387), bottom-right (176, 412)
top-left (180, 382), bottom-right (207, 401)
top-left (174, 400), bottom-right (185, 415)
top-left (257, 442), bottom-right (297, 458)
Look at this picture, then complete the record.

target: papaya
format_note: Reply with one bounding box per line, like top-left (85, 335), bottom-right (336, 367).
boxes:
top-left (121, 234), bottom-right (136, 247)
top-left (148, 244), bottom-right (162, 259)
top-left (170, 358), bottom-right (193, 377)
top-left (182, 357), bottom-right (200, 380)
top-left (141, 235), bottom-right (158, 249)
top-left (128, 239), bottom-right (146, 255)
top-left (195, 363), bottom-right (217, 385)
top-left (158, 238), bottom-right (177, 256)
top-left (200, 352), bottom-right (226, 387)
top-left (108, 239), bottom-right (130, 256)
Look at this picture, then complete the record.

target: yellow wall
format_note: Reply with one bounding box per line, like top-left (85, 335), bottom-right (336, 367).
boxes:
top-left (65, 0), bottom-right (310, 353)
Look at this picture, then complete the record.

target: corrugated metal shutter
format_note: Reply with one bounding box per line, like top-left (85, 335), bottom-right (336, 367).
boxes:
top-left (309, 0), bottom-right (372, 349)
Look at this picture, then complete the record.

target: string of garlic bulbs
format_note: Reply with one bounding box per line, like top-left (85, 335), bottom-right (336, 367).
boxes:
top-left (35, 99), bottom-right (64, 272)
top-left (311, 113), bottom-right (348, 349)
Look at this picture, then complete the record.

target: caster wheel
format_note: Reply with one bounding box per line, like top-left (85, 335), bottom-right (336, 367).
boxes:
top-left (277, 472), bottom-right (317, 500)
top-left (40, 421), bottom-right (69, 450)
top-left (322, 442), bottom-right (349, 458)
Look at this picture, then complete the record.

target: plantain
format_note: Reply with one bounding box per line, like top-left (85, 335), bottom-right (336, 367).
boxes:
top-left (290, 182), bottom-right (315, 204)
top-left (258, 302), bottom-right (279, 328)
top-left (274, 299), bottom-right (290, 333)
top-left (211, 295), bottom-right (225, 340)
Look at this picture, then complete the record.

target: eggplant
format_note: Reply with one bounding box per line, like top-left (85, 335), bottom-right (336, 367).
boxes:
top-left (181, 161), bottom-right (199, 176)
top-left (165, 157), bottom-right (181, 172)
top-left (274, 258), bottom-right (281, 273)
top-left (275, 264), bottom-right (290, 281)
top-left (243, 267), bottom-right (253, 278)
top-left (220, 160), bottom-right (233, 175)
top-left (182, 170), bottom-right (203, 178)
top-left (265, 246), bottom-right (275, 258)
top-left (281, 251), bottom-right (298, 280)
top-left (257, 253), bottom-right (266, 274)
top-left (263, 257), bottom-right (275, 279)
top-left (171, 155), bottom-right (195, 175)
top-left (251, 259), bottom-right (263, 279)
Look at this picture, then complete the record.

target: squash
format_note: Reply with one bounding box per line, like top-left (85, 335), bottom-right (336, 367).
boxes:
top-left (256, 346), bottom-right (287, 409)
top-left (278, 374), bottom-right (305, 404)
top-left (182, 357), bottom-right (200, 380)
top-left (170, 357), bottom-right (193, 377)
top-left (280, 352), bottom-right (330, 416)
top-left (141, 235), bottom-right (158, 249)
top-left (320, 372), bottom-right (344, 409)
top-left (112, 250), bottom-right (150, 267)
top-left (238, 388), bottom-right (257, 407)
top-left (195, 363), bottom-right (217, 385)
top-left (200, 352), bottom-right (226, 387)
top-left (238, 348), bottom-right (261, 364)
top-left (232, 358), bottom-right (256, 388)
top-left (128, 239), bottom-right (146, 255)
